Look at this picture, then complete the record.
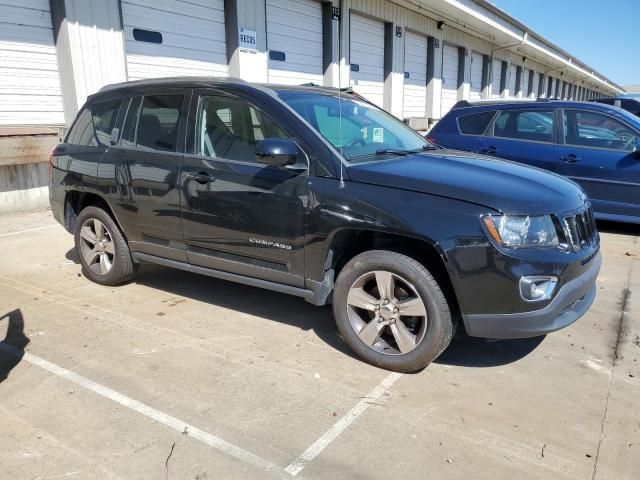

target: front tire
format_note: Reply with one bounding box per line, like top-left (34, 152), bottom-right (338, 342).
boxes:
top-left (74, 206), bottom-right (136, 286)
top-left (333, 250), bottom-right (454, 372)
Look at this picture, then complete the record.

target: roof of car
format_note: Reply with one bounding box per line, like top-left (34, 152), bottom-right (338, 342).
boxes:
top-left (96, 76), bottom-right (343, 97)
top-left (450, 98), bottom-right (618, 112)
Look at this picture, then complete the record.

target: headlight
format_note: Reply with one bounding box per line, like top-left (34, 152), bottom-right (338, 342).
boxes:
top-left (482, 215), bottom-right (559, 248)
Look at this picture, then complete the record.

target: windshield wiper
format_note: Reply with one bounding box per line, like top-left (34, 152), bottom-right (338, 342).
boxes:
top-left (374, 145), bottom-right (437, 156)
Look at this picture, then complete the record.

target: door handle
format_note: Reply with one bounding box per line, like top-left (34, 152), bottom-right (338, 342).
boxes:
top-left (186, 171), bottom-right (216, 184)
top-left (480, 146), bottom-right (498, 155)
top-left (561, 154), bottom-right (580, 163)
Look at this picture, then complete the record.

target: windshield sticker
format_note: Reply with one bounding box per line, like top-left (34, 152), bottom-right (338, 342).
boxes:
top-left (373, 127), bottom-right (384, 143)
top-left (361, 127), bottom-right (368, 140)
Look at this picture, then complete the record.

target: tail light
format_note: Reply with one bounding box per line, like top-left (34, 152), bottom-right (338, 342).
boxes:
top-left (48, 146), bottom-right (58, 180)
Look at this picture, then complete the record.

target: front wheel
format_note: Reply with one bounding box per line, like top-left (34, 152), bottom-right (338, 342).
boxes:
top-left (333, 250), bottom-right (454, 372)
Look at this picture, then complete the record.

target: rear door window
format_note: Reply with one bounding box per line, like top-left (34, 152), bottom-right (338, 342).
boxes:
top-left (136, 95), bottom-right (184, 152)
top-left (457, 111), bottom-right (496, 135)
top-left (493, 109), bottom-right (554, 143)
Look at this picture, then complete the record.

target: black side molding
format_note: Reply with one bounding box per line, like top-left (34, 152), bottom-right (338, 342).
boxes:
top-left (132, 252), bottom-right (327, 304)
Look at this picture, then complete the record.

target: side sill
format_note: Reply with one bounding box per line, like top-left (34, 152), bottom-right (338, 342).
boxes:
top-left (132, 252), bottom-right (318, 304)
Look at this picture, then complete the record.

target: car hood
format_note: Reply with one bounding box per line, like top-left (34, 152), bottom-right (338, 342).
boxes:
top-left (347, 149), bottom-right (587, 215)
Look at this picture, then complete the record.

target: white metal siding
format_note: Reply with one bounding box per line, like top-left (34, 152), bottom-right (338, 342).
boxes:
top-left (491, 59), bottom-right (502, 98)
top-left (440, 44), bottom-right (459, 116)
top-left (508, 64), bottom-right (518, 98)
top-left (402, 31), bottom-right (427, 118)
top-left (122, 0), bottom-right (227, 81)
top-left (469, 51), bottom-right (483, 100)
top-left (349, 13), bottom-right (385, 108)
top-left (267, 0), bottom-right (323, 85)
top-left (522, 68), bottom-right (530, 98)
top-left (0, 0), bottom-right (63, 125)
top-left (532, 71), bottom-right (540, 98)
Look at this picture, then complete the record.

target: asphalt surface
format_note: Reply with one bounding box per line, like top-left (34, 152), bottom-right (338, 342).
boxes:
top-left (1, 209), bottom-right (638, 480)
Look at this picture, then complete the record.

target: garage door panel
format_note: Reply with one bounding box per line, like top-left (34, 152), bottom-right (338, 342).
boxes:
top-left (440, 44), bottom-right (459, 116)
top-left (122, 7), bottom-right (226, 42)
top-left (350, 13), bottom-right (385, 107)
top-left (0, 2), bottom-right (63, 125)
top-left (491, 59), bottom-right (501, 97)
top-left (470, 52), bottom-right (483, 100)
top-left (403, 31), bottom-right (427, 118)
top-left (267, 0), bottom-right (323, 85)
top-left (122, 0), bottom-right (228, 80)
top-left (124, 0), bottom-right (224, 20)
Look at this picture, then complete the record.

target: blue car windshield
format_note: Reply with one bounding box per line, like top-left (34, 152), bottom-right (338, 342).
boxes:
top-left (277, 90), bottom-right (433, 163)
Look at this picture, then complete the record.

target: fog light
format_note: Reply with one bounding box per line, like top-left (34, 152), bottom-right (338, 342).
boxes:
top-left (519, 276), bottom-right (557, 302)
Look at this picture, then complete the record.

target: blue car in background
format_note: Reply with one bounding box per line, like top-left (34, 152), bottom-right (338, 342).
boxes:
top-left (429, 100), bottom-right (640, 223)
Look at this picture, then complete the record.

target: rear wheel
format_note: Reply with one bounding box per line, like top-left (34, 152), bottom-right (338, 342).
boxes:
top-left (74, 206), bottom-right (136, 286)
top-left (333, 250), bottom-right (454, 372)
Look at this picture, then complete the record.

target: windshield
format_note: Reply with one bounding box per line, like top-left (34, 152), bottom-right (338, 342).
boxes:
top-left (277, 90), bottom-right (433, 163)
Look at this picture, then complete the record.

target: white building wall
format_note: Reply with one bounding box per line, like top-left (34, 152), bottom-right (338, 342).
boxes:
top-left (0, 1), bottom-right (64, 126)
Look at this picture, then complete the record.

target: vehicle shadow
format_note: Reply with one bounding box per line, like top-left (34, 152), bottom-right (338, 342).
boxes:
top-left (596, 220), bottom-right (639, 236)
top-left (136, 262), bottom-right (544, 368)
top-left (436, 331), bottom-right (545, 368)
top-left (0, 309), bottom-right (29, 383)
top-left (64, 248), bottom-right (545, 368)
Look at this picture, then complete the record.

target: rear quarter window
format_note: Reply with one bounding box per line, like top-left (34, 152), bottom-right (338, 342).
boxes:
top-left (66, 98), bottom-right (122, 147)
top-left (457, 111), bottom-right (496, 135)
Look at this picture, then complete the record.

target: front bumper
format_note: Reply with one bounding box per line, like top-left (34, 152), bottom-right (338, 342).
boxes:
top-left (463, 251), bottom-right (601, 339)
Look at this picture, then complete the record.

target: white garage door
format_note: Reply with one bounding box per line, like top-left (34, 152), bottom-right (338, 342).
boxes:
top-left (349, 13), bottom-right (385, 108)
top-left (402, 31), bottom-right (428, 118)
top-left (532, 71), bottom-right (540, 98)
top-left (508, 64), bottom-right (518, 98)
top-left (122, 0), bottom-right (227, 81)
top-left (267, 0), bottom-right (323, 85)
top-left (0, 0), bottom-right (63, 125)
top-left (440, 44), bottom-right (459, 116)
top-left (522, 68), bottom-right (530, 99)
top-left (469, 51), bottom-right (483, 101)
top-left (491, 59), bottom-right (502, 98)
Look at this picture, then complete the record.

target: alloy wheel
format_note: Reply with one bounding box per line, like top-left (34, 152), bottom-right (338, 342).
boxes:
top-left (346, 270), bottom-right (428, 355)
top-left (79, 218), bottom-right (115, 275)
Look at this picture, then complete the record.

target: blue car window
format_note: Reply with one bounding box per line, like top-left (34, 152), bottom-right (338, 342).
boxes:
top-left (563, 110), bottom-right (638, 151)
top-left (493, 110), bottom-right (554, 143)
top-left (458, 111), bottom-right (496, 135)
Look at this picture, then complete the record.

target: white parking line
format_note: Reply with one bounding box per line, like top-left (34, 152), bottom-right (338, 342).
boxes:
top-left (284, 372), bottom-right (402, 476)
top-left (0, 343), bottom-right (287, 478)
top-left (0, 224), bottom-right (58, 237)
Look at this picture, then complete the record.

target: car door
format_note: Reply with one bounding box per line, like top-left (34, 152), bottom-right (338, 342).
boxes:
top-left (477, 108), bottom-right (558, 172)
top-left (558, 108), bottom-right (640, 218)
top-left (100, 90), bottom-right (190, 262)
top-left (180, 89), bottom-right (308, 287)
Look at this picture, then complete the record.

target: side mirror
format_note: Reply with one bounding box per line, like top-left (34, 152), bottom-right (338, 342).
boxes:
top-left (255, 138), bottom-right (298, 167)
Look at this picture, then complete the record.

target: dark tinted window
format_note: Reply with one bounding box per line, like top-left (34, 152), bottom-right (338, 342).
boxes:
top-left (137, 95), bottom-right (183, 152)
top-left (493, 110), bottom-right (554, 143)
top-left (92, 99), bottom-right (122, 146)
top-left (66, 107), bottom-right (97, 146)
top-left (458, 111), bottom-right (495, 135)
top-left (195, 95), bottom-right (287, 162)
top-left (121, 96), bottom-right (142, 148)
top-left (563, 110), bottom-right (638, 151)
top-left (621, 100), bottom-right (640, 115)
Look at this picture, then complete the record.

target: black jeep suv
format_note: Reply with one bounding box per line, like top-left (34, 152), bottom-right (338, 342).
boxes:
top-left (49, 78), bottom-right (601, 372)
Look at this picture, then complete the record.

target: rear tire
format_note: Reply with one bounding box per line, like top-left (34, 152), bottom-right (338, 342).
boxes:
top-left (333, 250), bottom-right (454, 372)
top-left (74, 206), bottom-right (136, 286)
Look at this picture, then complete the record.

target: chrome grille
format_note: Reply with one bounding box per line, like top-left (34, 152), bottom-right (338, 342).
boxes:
top-left (562, 207), bottom-right (597, 251)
